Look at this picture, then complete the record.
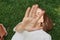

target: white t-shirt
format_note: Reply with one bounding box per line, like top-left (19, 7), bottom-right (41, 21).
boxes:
top-left (11, 29), bottom-right (51, 40)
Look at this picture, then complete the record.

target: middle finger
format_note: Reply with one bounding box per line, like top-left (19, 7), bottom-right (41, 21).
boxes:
top-left (29, 4), bottom-right (38, 17)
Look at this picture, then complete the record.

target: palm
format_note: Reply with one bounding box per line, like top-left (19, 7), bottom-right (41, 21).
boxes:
top-left (15, 5), bottom-right (45, 32)
top-left (22, 6), bottom-right (45, 31)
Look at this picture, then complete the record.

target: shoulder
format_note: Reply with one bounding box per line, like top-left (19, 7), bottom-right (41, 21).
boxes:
top-left (39, 30), bottom-right (52, 40)
top-left (43, 31), bottom-right (52, 40)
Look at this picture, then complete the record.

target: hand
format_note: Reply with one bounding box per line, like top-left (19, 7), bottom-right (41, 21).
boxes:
top-left (14, 4), bottom-right (39, 32)
top-left (22, 4), bottom-right (41, 31)
top-left (25, 8), bottom-right (45, 31)
top-left (23, 5), bottom-right (45, 31)
top-left (14, 4), bottom-right (45, 32)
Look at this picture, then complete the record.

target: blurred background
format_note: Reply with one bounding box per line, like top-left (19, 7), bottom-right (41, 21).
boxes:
top-left (0, 0), bottom-right (60, 40)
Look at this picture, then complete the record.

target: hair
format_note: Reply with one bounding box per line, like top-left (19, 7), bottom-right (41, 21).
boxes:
top-left (41, 13), bottom-right (53, 31)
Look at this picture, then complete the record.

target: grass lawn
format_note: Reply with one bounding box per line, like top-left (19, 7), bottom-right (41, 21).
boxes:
top-left (0, 0), bottom-right (60, 40)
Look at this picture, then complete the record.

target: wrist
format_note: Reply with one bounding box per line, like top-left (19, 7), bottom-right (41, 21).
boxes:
top-left (14, 22), bottom-right (25, 32)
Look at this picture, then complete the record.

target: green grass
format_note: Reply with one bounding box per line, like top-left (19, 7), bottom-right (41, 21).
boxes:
top-left (0, 0), bottom-right (60, 40)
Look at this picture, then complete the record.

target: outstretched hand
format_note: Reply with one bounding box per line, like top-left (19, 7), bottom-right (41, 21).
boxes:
top-left (14, 4), bottom-right (45, 32)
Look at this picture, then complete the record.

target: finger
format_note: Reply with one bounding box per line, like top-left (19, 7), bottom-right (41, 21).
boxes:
top-left (38, 16), bottom-right (44, 23)
top-left (25, 7), bottom-right (31, 17)
top-left (32, 4), bottom-right (38, 17)
top-left (36, 8), bottom-right (45, 20)
top-left (29, 5), bottom-right (36, 17)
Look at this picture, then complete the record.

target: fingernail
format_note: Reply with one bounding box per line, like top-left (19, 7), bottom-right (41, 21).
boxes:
top-left (28, 7), bottom-right (30, 9)
top-left (35, 4), bottom-right (38, 7)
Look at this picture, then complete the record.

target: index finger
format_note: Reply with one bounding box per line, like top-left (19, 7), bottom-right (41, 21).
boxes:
top-left (25, 7), bottom-right (31, 17)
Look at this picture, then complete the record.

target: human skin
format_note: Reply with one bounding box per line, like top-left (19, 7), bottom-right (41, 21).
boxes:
top-left (14, 4), bottom-right (45, 32)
